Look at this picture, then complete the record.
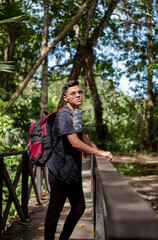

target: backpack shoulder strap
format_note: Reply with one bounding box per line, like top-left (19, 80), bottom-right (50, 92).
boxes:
top-left (40, 111), bottom-right (48, 119)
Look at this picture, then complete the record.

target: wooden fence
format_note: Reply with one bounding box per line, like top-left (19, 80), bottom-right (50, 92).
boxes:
top-left (0, 150), bottom-right (42, 238)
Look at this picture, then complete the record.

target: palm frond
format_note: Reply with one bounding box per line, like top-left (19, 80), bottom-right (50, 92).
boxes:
top-left (0, 15), bottom-right (22, 24)
top-left (0, 61), bottom-right (14, 73)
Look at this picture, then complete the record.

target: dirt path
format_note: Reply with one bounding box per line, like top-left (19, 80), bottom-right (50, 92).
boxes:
top-left (113, 155), bottom-right (158, 216)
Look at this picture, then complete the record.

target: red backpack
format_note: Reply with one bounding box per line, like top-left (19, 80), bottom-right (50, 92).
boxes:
top-left (27, 108), bottom-right (69, 167)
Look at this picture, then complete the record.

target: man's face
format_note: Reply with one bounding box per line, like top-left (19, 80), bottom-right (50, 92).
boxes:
top-left (64, 85), bottom-right (83, 108)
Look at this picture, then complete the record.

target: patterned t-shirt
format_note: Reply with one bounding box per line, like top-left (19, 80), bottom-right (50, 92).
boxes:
top-left (46, 105), bottom-right (83, 184)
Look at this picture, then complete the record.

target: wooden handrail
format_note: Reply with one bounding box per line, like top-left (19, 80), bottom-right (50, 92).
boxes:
top-left (92, 156), bottom-right (158, 240)
top-left (0, 150), bottom-right (27, 158)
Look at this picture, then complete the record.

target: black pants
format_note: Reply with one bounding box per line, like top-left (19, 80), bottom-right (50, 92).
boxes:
top-left (44, 172), bottom-right (85, 240)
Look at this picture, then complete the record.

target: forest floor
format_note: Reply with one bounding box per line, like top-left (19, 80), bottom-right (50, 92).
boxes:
top-left (113, 155), bottom-right (158, 216)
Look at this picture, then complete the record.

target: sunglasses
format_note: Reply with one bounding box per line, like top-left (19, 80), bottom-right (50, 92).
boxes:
top-left (67, 90), bottom-right (83, 98)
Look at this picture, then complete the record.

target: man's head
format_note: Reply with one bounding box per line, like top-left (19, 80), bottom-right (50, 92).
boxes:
top-left (62, 80), bottom-right (83, 109)
top-left (62, 80), bottom-right (80, 95)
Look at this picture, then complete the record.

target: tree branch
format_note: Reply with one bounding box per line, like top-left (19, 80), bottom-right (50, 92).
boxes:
top-left (91, 0), bottom-right (120, 46)
top-left (120, 19), bottom-right (155, 27)
top-left (49, 75), bottom-right (68, 81)
top-left (6, 0), bottom-right (91, 110)
top-left (50, 60), bottom-right (73, 70)
top-left (122, 0), bottom-right (153, 18)
top-left (82, 0), bottom-right (98, 44)
top-left (118, 1), bottom-right (155, 25)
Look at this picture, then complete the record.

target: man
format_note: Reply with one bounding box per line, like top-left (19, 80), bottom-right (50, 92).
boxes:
top-left (44, 80), bottom-right (113, 240)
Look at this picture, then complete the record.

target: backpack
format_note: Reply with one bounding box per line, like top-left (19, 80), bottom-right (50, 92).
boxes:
top-left (27, 108), bottom-right (70, 167)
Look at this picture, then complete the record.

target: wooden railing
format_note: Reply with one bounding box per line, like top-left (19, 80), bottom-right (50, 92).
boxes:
top-left (92, 155), bottom-right (158, 240)
top-left (0, 150), bottom-right (42, 238)
top-left (1, 151), bottom-right (158, 240)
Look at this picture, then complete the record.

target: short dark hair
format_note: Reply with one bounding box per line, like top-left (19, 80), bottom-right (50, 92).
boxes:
top-left (62, 80), bottom-right (79, 95)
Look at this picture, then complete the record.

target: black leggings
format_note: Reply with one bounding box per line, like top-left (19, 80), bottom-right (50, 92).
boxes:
top-left (44, 173), bottom-right (85, 240)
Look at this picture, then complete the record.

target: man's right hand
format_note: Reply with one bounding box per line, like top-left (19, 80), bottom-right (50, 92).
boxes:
top-left (98, 150), bottom-right (113, 161)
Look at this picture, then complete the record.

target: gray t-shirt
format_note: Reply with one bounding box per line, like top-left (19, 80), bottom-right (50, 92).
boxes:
top-left (46, 105), bottom-right (83, 184)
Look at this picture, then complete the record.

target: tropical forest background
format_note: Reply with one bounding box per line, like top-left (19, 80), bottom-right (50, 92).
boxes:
top-left (1, 0), bottom-right (158, 155)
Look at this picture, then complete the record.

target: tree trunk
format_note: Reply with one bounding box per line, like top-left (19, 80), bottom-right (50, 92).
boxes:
top-left (3, 23), bottom-right (16, 98)
top-left (145, 13), bottom-right (155, 152)
top-left (58, 44), bottom-right (88, 108)
top-left (41, 0), bottom-right (49, 113)
top-left (3, 25), bottom-right (10, 93)
top-left (84, 44), bottom-right (107, 147)
top-left (91, 0), bottom-right (120, 46)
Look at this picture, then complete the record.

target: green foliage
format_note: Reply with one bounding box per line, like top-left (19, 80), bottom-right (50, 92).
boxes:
top-left (0, 114), bottom-right (14, 151)
top-left (0, 1), bottom-right (23, 20)
top-left (0, 1), bottom-right (22, 73)
top-left (113, 162), bottom-right (158, 177)
top-left (0, 82), bottom-right (40, 228)
top-left (0, 113), bottom-right (25, 152)
top-left (0, 0), bottom-right (42, 95)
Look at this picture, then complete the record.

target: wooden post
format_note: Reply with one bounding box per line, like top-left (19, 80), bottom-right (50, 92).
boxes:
top-left (2, 156), bottom-right (25, 230)
top-left (22, 153), bottom-right (29, 218)
top-left (0, 157), bottom-right (3, 239)
top-left (91, 154), bottom-right (95, 204)
top-left (94, 159), bottom-right (107, 240)
top-left (28, 161), bottom-right (41, 204)
top-left (43, 167), bottom-right (50, 192)
top-left (36, 166), bottom-right (42, 200)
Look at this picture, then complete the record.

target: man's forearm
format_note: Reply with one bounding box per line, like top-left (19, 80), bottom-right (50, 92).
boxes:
top-left (69, 135), bottom-right (99, 155)
top-left (66, 133), bottom-right (112, 160)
